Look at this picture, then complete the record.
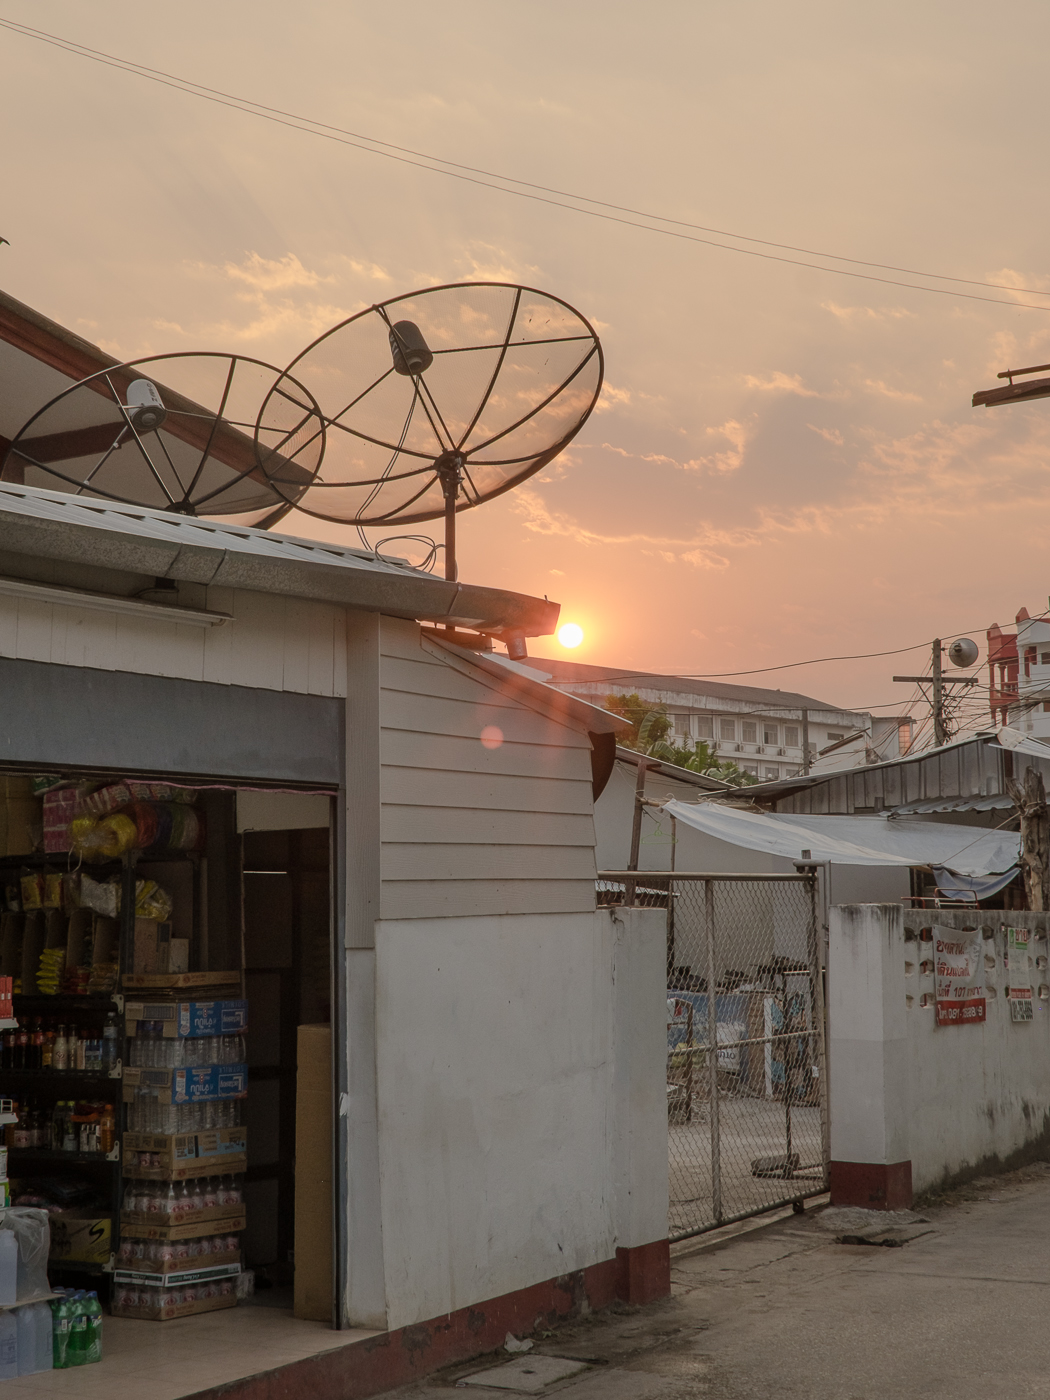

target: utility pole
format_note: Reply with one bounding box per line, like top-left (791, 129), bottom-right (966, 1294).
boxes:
top-left (931, 637), bottom-right (945, 746)
top-left (893, 638), bottom-right (979, 748)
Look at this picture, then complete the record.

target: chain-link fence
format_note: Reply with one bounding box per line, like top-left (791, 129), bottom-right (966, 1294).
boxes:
top-left (603, 871), bottom-right (828, 1241)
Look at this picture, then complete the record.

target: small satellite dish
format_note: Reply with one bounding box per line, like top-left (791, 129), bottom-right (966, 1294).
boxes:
top-left (948, 638), bottom-right (980, 668)
top-left (255, 282), bottom-right (603, 577)
top-left (1, 353), bottom-right (325, 524)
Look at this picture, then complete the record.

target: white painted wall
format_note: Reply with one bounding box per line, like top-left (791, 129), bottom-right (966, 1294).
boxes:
top-left (829, 904), bottom-right (1050, 1193)
top-left (0, 574), bottom-right (347, 697)
top-left (371, 906), bottom-right (667, 1331)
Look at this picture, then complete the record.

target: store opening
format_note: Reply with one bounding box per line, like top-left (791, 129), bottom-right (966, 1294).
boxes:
top-left (0, 771), bottom-right (343, 1393)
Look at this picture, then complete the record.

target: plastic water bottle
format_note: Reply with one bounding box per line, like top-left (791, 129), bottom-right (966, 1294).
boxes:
top-left (0, 1308), bottom-right (15, 1381)
top-left (16, 1302), bottom-right (35, 1374)
top-left (83, 1293), bottom-right (102, 1365)
top-left (33, 1300), bottom-right (52, 1373)
top-left (0, 1229), bottom-right (17, 1307)
top-left (51, 1292), bottom-right (71, 1369)
top-left (67, 1292), bottom-right (87, 1367)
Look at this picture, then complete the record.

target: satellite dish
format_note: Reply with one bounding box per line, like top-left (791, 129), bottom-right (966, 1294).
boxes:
top-left (255, 282), bottom-right (604, 577)
top-left (1, 352), bottom-right (325, 524)
top-left (948, 638), bottom-right (980, 668)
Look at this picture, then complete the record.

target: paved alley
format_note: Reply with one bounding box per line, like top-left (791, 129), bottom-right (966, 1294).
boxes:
top-left (389, 1161), bottom-right (1050, 1399)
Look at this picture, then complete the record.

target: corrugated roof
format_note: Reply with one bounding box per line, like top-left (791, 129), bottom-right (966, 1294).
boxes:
top-left (0, 481), bottom-right (557, 635)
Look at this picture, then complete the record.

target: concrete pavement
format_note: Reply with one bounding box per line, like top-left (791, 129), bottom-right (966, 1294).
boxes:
top-left (386, 1159), bottom-right (1050, 1398)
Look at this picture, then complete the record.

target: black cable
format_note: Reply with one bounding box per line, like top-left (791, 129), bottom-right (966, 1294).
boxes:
top-left (4, 17), bottom-right (1050, 312)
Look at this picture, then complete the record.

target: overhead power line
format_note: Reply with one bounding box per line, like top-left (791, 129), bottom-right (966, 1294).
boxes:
top-left (3, 16), bottom-right (1050, 312)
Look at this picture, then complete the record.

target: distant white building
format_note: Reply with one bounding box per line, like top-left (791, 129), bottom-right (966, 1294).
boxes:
top-left (540, 660), bottom-right (913, 781)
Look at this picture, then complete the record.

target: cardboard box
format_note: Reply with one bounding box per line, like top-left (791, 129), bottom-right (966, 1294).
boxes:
top-left (115, 1253), bottom-right (240, 1279)
top-left (294, 1024), bottom-right (332, 1323)
top-left (49, 1211), bottom-right (112, 1266)
top-left (123, 1063), bottom-right (249, 1105)
top-left (120, 1208), bottom-right (246, 1240)
top-left (111, 1287), bottom-right (237, 1321)
top-left (126, 1000), bottom-right (249, 1039)
top-left (123, 970), bottom-right (241, 993)
top-left (1, 779), bottom-right (41, 858)
top-left (123, 1127), bottom-right (248, 1181)
top-left (133, 919), bottom-right (172, 975)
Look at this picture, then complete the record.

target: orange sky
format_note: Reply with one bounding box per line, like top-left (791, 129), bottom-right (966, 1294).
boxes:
top-left (4, 2), bottom-right (1050, 729)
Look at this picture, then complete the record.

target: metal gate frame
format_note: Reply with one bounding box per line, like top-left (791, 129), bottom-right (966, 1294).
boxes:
top-left (601, 870), bottom-right (830, 1241)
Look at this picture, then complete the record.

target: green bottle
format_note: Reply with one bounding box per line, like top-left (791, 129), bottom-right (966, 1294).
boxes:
top-left (66, 1292), bottom-right (87, 1367)
top-left (50, 1292), bottom-right (71, 1370)
top-left (83, 1292), bottom-right (102, 1365)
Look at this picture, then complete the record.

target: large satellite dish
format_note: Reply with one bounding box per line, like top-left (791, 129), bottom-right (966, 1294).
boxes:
top-left (255, 282), bottom-right (603, 577)
top-left (1, 352), bottom-right (325, 524)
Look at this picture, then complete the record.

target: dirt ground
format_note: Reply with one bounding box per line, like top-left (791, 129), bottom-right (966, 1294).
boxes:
top-left (386, 1159), bottom-right (1050, 1399)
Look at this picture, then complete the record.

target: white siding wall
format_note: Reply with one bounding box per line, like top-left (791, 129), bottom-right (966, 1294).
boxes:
top-left (378, 618), bottom-right (598, 919)
top-left (0, 584), bottom-right (347, 697)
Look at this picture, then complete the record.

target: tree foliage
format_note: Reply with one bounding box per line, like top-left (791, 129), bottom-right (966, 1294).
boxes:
top-left (604, 693), bottom-right (758, 787)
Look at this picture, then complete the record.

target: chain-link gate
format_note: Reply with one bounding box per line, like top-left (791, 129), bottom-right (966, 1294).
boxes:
top-left (602, 871), bottom-right (829, 1241)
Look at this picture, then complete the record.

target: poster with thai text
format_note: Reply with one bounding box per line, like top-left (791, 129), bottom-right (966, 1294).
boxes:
top-left (1005, 927), bottom-right (1034, 1023)
top-left (934, 928), bottom-right (986, 1027)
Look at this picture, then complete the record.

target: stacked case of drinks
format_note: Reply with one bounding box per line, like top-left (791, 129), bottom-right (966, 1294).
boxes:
top-left (115, 998), bottom-right (248, 1321)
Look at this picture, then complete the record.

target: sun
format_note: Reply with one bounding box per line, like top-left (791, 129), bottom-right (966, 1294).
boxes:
top-left (557, 623), bottom-right (584, 648)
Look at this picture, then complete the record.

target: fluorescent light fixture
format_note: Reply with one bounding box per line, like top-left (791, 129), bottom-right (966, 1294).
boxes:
top-left (0, 575), bottom-right (232, 627)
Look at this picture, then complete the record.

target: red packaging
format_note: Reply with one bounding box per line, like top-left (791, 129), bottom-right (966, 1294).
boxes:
top-left (43, 788), bottom-right (78, 854)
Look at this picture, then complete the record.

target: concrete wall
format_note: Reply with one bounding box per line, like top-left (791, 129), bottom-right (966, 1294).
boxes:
top-left (370, 906), bottom-right (668, 1331)
top-left (829, 904), bottom-right (1050, 1208)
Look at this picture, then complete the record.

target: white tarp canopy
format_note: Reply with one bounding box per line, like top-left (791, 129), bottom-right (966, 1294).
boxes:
top-left (663, 801), bottom-right (1020, 877)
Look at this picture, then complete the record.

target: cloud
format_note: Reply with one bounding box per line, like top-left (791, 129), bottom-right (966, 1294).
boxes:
top-left (695, 419), bottom-right (749, 474)
top-left (808, 424), bottom-right (844, 445)
top-left (222, 252), bottom-right (331, 292)
top-left (822, 302), bottom-right (916, 322)
top-left (744, 371), bottom-right (820, 397)
top-left (594, 382), bottom-right (632, 413)
top-left (864, 379), bottom-right (923, 402)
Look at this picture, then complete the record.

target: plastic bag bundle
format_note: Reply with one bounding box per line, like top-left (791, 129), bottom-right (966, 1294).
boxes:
top-left (37, 947), bottom-right (65, 995)
top-left (126, 802), bottom-right (160, 850)
top-left (0, 1208), bottom-right (51, 1301)
top-left (134, 880), bottom-right (172, 922)
top-left (165, 805), bottom-right (200, 851)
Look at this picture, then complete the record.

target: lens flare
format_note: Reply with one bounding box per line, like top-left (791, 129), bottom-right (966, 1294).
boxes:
top-left (557, 623), bottom-right (584, 648)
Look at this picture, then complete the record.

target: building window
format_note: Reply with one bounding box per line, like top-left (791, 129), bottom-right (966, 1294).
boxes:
top-left (696, 717), bottom-right (713, 739)
top-left (827, 731), bottom-right (844, 742)
top-left (1041, 652), bottom-right (1050, 666)
top-left (742, 763), bottom-right (759, 775)
top-left (720, 718), bottom-right (736, 740)
top-left (763, 724), bottom-right (778, 745)
top-left (1043, 703), bottom-right (1050, 713)
top-left (764, 767), bottom-right (778, 780)
top-left (742, 721), bottom-right (757, 743)
top-left (784, 725), bottom-right (799, 747)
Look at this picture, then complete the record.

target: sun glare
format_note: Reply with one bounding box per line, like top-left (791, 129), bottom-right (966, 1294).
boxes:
top-left (557, 623), bottom-right (584, 648)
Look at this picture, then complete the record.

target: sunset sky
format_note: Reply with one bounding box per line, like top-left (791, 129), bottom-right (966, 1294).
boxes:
top-left (4, 2), bottom-right (1050, 729)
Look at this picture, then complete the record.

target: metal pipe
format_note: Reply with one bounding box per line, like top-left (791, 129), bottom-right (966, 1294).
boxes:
top-left (704, 878), bottom-right (722, 1223)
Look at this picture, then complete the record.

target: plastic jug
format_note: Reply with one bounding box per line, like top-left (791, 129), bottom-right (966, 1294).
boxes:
top-left (33, 1300), bottom-right (52, 1373)
top-left (0, 1309), bottom-right (16, 1381)
top-left (0, 1230), bottom-right (17, 1306)
top-left (83, 1292), bottom-right (102, 1365)
top-left (15, 1302), bottom-right (35, 1374)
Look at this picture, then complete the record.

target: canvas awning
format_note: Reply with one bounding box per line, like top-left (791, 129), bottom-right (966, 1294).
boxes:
top-left (663, 801), bottom-right (1020, 878)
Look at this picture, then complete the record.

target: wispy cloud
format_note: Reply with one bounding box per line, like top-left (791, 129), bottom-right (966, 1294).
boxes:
top-left (594, 382), bottom-right (632, 413)
top-left (822, 302), bottom-right (916, 322)
top-left (864, 378), bottom-right (923, 402)
top-left (744, 371), bottom-right (820, 397)
top-left (808, 424), bottom-right (844, 444)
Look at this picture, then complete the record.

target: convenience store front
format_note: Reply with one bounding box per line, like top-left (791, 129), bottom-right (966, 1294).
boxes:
top-left (0, 471), bottom-right (669, 1400)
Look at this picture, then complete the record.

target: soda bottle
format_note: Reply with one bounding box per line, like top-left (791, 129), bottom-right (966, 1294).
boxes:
top-left (102, 1014), bottom-right (119, 1070)
top-left (31, 1018), bottom-right (44, 1070)
top-left (66, 1292), bottom-right (87, 1367)
top-left (83, 1292), bottom-right (102, 1365)
top-left (100, 1105), bottom-right (115, 1155)
top-left (52, 1026), bottom-right (68, 1073)
top-left (51, 1292), bottom-right (71, 1369)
